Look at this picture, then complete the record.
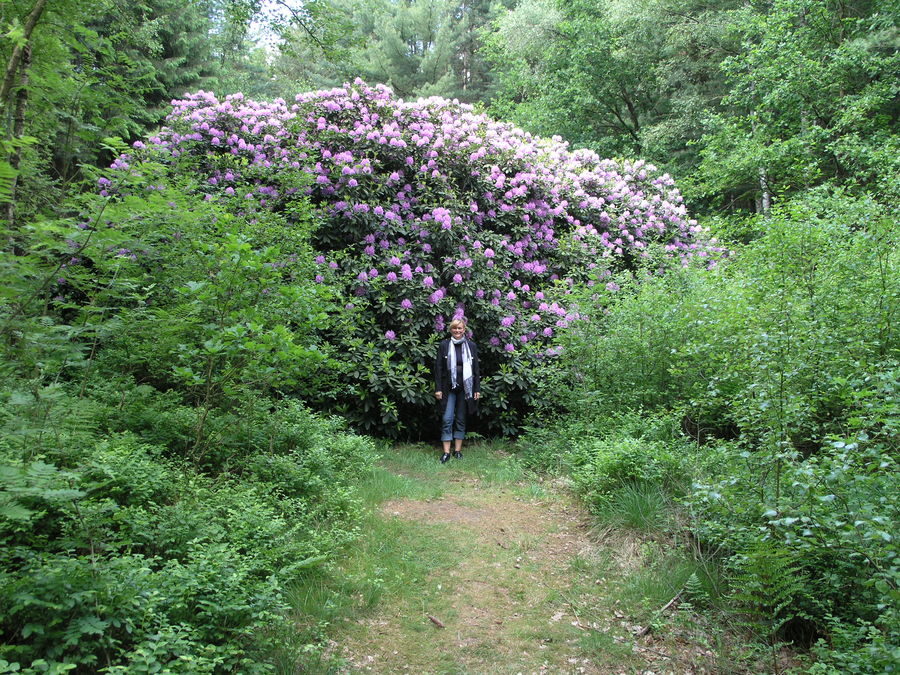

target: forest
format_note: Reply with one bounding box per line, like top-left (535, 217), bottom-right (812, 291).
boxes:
top-left (0, 0), bottom-right (897, 672)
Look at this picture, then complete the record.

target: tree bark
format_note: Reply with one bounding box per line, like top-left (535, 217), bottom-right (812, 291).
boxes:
top-left (5, 44), bottom-right (30, 233)
top-left (759, 165), bottom-right (771, 215)
top-left (0, 0), bottom-right (47, 107)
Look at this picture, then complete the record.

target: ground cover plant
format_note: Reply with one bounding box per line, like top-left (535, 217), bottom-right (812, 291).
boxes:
top-left (128, 79), bottom-right (725, 437)
top-left (0, 382), bottom-right (378, 673)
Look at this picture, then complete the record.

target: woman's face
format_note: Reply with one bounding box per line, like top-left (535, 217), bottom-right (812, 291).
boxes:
top-left (449, 324), bottom-right (465, 339)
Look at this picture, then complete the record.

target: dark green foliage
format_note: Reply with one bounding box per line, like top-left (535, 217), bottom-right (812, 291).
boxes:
top-left (729, 541), bottom-right (812, 670)
top-left (486, 0), bottom-right (899, 215)
top-left (522, 194), bottom-right (899, 670)
top-left (692, 0), bottom-right (900, 211)
top-left (0, 383), bottom-right (377, 672)
top-left (806, 608), bottom-right (900, 674)
top-left (0, 126), bottom-right (375, 670)
top-left (272, 0), bottom-right (512, 103)
top-left (569, 436), bottom-right (686, 511)
top-left (0, 0), bottom-right (269, 218)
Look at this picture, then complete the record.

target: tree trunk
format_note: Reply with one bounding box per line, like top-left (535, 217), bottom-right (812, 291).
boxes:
top-left (1, 0), bottom-right (48, 107)
top-left (758, 165), bottom-right (771, 215)
top-left (5, 44), bottom-right (30, 234)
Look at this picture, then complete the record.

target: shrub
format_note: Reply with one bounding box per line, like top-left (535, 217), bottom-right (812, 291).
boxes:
top-left (526, 195), bottom-right (898, 666)
top-left (110, 80), bottom-right (723, 436)
top-left (0, 385), bottom-right (376, 672)
top-left (805, 609), bottom-right (900, 675)
top-left (570, 436), bottom-right (685, 510)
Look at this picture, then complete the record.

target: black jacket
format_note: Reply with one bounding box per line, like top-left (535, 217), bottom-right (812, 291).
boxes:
top-left (434, 338), bottom-right (481, 414)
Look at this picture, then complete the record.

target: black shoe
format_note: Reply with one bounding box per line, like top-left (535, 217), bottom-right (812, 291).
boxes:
top-left (440, 453), bottom-right (450, 464)
top-left (453, 450), bottom-right (462, 459)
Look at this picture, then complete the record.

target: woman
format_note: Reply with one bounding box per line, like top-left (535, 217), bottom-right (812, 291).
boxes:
top-left (434, 319), bottom-right (481, 463)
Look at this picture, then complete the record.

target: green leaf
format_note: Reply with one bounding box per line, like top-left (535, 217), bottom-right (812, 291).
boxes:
top-left (0, 500), bottom-right (34, 521)
top-left (74, 616), bottom-right (109, 636)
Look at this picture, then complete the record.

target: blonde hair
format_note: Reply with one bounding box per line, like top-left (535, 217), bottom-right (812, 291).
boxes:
top-left (448, 319), bottom-right (467, 330)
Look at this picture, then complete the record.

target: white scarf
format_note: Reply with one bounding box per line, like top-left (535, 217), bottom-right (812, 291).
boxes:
top-left (449, 337), bottom-right (474, 399)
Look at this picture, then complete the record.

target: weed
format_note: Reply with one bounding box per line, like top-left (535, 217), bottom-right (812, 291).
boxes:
top-left (596, 481), bottom-right (670, 533)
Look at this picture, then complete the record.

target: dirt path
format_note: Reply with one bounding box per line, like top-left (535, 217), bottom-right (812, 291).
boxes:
top-left (325, 448), bottom-right (723, 674)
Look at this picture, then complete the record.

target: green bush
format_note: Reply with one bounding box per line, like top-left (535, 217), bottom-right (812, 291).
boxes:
top-left (527, 195), bottom-right (899, 667)
top-left (0, 384), bottom-right (377, 672)
top-left (570, 436), bottom-right (685, 510)
top-left (805, 608), bottom-right (900, 675)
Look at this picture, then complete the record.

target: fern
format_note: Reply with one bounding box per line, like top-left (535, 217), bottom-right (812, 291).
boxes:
top-left (730, 540), bottom-right (810, 673)
top-left (0, 159), bottom-right (16, 204)
top-left (682, 570), bottom-right (708, 607)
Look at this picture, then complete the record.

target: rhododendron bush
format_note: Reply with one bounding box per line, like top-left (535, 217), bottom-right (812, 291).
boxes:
top-left (125, 80), bottom-right (721, 437)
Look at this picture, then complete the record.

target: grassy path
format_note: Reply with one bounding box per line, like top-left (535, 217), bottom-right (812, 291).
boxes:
top-left (300, 443), bottom-right (734, 674)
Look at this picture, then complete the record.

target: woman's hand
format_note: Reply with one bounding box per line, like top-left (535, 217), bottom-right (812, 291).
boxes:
top-left (435, 391), bottom-right (442, 400)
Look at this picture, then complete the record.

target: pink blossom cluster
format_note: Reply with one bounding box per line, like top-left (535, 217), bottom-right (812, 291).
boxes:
top-left (135, 80), bottom-right (722, 356)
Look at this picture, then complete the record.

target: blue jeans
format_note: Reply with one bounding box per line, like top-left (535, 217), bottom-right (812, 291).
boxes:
top-left (440, 389), bottom-right (467, 442)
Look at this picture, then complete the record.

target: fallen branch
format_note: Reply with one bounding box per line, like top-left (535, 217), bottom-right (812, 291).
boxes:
top-left (427, 614), bottom-right (445, 628)
top-left (635, 591), bottom-right (681, 637)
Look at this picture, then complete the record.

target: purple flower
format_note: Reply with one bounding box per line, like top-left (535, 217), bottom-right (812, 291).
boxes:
top-left (504, 343), bottom-right (515, 352)
top-left (385, 330), bottom-right (396, 340)
top-left (484, 248), bottom-right (495, 258)
top-left (606, 282), bottom-right (620, 292)
top-left (401, 298), bottom-right (413, 309)
top-left (453, 273), bottom-right (463, 284)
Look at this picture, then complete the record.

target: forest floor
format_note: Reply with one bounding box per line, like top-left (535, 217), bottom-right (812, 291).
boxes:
top-left (301, 442), bottom-right (776, 675)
